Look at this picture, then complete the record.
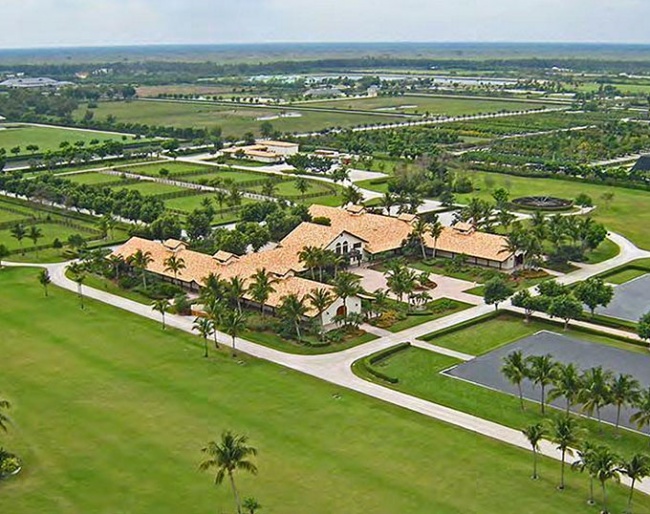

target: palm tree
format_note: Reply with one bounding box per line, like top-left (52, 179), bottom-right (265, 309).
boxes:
top-left (341, 185), bottom-right (363, 206)
top-left (107, 254), bottom-right (125, 279)
top-left (214, 190), bottom-right (228, 217)
top-left (243, 497), bottom-right (262, 514)
top-left (128, 249), bottom-right (153, 290)
top-left (501, 350), bottom-right (529, 410)
top-left (428, 214), bottom-right (443, 258)
top-left (307, 288), bottom-right (334, 341)
top-left (571, 441), bottom-right (598, 505)
top-left (411, 217), bottom-right (429, 258)
top-left (227, 276), bottom-right (247, 313)
top-left (522, 422), bottom-right (546, 479)
top-left (548, 363), bottom-right (582, 414)
top-left (27, 225), bottom-right (43, 253)
top-left (380, 191), bottom-right (395, 215)
top-left (10, 223), bottom-right (26, 255)
top-left (0, 399), bottom-right (10, 432)
top-left (248, 268), bottom-right (276, 315)
top-left (592, 445), bottom-right (621, 514)
top-left (527, 354), bottom-right (558, 414)
top-left (332, 272), bottom-right (361, 324)
top-left (298, 246), bottom-right (320, 280)
top-left (580, 367), bottom-right (613, 426)
top-left (620, 453), bottom-right (650, 514)
top-left (631, 387), bottom-right (650, 435)
top-left (278, 294), bottom-right (308, 341)
top-left (202, 272), bottom-right (225, 300)
top-left (194, 316), bottom-right (213, 358)
top-left (152, 298), bottom-right (171, 330)
top-left (164, 255), bottom-right (186, 282)
top-left (200, 430), bottom-right (258, 514)
top-left (204, 296), bottom-right (224, 349)
top-left (551, 415), bottom-right (582, 490)
top-left (610, 373), bottom-right (640, 433)
top-left (68, 262), bottom-right (87, 309)
top-left (223, 309), bottom-right (246, 357)
top-left (295, 176), bottom-right (311, 200)
top-left (38, 268), bottom-right (51, 297)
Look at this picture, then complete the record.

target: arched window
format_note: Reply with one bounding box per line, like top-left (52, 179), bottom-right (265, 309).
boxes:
top-left (343, 241), bottom-right (349, 254)
top-left (335, 242), bottom-right (342, 254)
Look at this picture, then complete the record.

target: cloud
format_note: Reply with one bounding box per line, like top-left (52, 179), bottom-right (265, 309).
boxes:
top-left (0, 0), bottom-right (648, 48)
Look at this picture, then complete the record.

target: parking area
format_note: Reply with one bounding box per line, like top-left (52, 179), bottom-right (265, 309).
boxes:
top-left (595, 273), bottom-right (650, 322)
top-left (447, 331), bottom-right (650, 430)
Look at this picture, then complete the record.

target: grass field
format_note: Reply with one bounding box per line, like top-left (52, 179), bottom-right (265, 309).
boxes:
top-left (305, 95), bottom-right (552, 116)
top-left (112, 181), bottom-right (188, 196)
top-left (164, 194), bottom-right (256, 215)
top-left (2, 267), bottom-right (649, 514)
top-left (456, 169), bottom-right (650, 250)
top-left (77, 100), bottom-right (407, 137)
top-left (0, 124), bottom-right (138, 156)
top-left (64, 172), bottom-right (128, 186)
top-left (115, 161), bottom-right (214, 177)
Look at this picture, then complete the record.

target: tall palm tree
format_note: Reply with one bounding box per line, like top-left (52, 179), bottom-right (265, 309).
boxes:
top-left (27, 225), bottom-right (43, 254)
top-left (298, 246), bottom-right (319, 280)
top-left (0, 399), bottom-right (10, 432)
top-left (548, 363), bottom-right (582, 414)
top-left (10, 223), bottom-right (26, 255)
top-left (107, 254), bottom-right (125, 279)
top-left (551, 415), bottom-right (582, 490)
top-left (620, 453), bottom-right (650, 514)
top-left (227, 276), bottom-right (247, 313)
top-left (204, 296), bottom-right (224, 349)
top-left (164, 255), bottom-right (186, 282)
top-left (522, 422), bottom-right (546, 479)
top-left (332, 272), bottom-right (361, 324)
top-left (428, 214), bottom-right (443, 258)
top-left (580, 367), bottom-right (613, 426)
top-left (38, 268), bottom-right (51, 297)
top-left (194, 316), bottom-right (213, 358)
top-left (307, 288), bottom-right (334, 341)
top-left (341, 185), bottom-right (363, 206)
top-left (223, 309), bottom-right (246, 357)
top-left (152, 298), bottom-right (171, 330)
top-left (380, 191), bottom-right (395, 215)
top-left (592, 445), bottom-right (621, 514)
top-left (501, 350), bottom-right (529, 410)
top-left (202, 272), bottom-right (225, 300)
top-left (411, 217), bottom-right (429, 258)
top-left (278, 294), bottom-right (308, 341)
top-left (631, 387), bottom-right (650, 435)
top-left (610, 373), bottom-right (640, 433)
top-left (214, 190), bottom-right (228, 218)
top-left (527, 354), bottom-right (558, 414)
top-left (248, 268), bottom-right (276, 316)
top-left (128, 249), bottom-right (153, 289)
top-left (200, 430), bottom-right (258, 514)
top-left (571, 441), bottom-right (598, 505)
top-left (68, 262), bottom-right (87, 310)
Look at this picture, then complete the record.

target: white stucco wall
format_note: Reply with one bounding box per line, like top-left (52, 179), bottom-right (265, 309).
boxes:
top-left (321, 295), bottom-right (362, 326)
top-left (326, 232), bottom-right (365, 257)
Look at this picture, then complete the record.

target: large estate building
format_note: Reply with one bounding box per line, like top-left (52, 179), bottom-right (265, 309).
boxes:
top-left (221, 140), bottom-right (300, 163)
top-left (112, 205), bottom-right (518, 328)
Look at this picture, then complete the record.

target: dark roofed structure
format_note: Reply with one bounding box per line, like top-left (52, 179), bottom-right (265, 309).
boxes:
top-left (631, 154), bottom-right (650, 173)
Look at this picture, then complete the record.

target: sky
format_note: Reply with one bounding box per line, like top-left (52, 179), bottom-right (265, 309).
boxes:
top-left (2, 0), bottom-right (649, 48)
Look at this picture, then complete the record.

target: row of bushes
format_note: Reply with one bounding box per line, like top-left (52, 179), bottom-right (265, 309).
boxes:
top-left (357, 342), bottom-right (412, 384)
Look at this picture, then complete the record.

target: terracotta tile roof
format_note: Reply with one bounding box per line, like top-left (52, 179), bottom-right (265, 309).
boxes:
top-left (251, 276), bottom-right (335, 317)
top-left (213, 250), bottom-right (238, 263)
top-left (308, 205), bottom-right (413, 254)
top-left (424, 227), bottom-right (512, 262)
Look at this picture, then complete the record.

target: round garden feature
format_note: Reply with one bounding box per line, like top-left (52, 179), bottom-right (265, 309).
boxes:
top-left (511, 196), bottom-right (573, 211)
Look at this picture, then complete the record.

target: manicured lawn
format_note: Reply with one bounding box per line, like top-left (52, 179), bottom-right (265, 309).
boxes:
top-left (0, 207), bottom-right (33, 224)
top-left (385, 299), bottom-right (472, 333)
top-left (115, 161), bottom-right (214, 177)
top-left (164, 194), bottom-right (256, 215)
top-left (242, 327), bottom-right (378, 355)
top-left (584, 237), bottom-right (620, 264)
top-left (306, 95), bottom-right (552, 116)
top-left (245, 178), bottom-right (336, 197)
top-left (421, 312), bottom-right (648, 356)
top-left (112, 181), bottom-right (188, 196)
top-left (7, 267), bottom-right (647, 513)
top-left (64, 172), bottom-right (127, 186)
top-left (605, 268), bottom-right (648, 285)
top-left (456, 169), bottom-right (650, 250)
top-left (0, 124), bottom-right (139, 156)
top-left (76, 100), bottom-right (407, 138)
top-left (0, 222), bottom-right (99, 252)
top-left (185, 169), bottom-right (268, 184)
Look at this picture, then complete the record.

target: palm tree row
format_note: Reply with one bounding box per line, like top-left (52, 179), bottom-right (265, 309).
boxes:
top-left (503, 351), bottom-right (649, 433)
top-left (298, 245), bottom-right (348, 282)
top-left (523, 416), bottom-right (650, 513)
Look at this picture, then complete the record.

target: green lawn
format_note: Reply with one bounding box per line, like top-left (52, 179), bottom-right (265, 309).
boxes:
top-left (242, 327), bottom-right (378, 355)
top-left (605, 268), bottom-right (648, 285)
top-left (456, 169), bottom-right (650, 250)
top-left (115, 161), bottom-right (214, 177)
top-left (185, 169), bottom-right (269, 184)
top-left (584, 238), bottom-right (621, 264)
top-left (385, 299), bottom-right (473, 333)
top-left (112, 181), bottom-right (188, 196)
top-left (164, 194), bottom-right (256, 215)
top-left (0, 124), bottom-right (139, 157)
top-left (76, 100), bottom-right (407, 138)
top-left (6, 268), bottom-right (649, 512)
top-left (0, 222), bottom-right (99, 252)
top-left (64, 172), bottom-right (127, 186)
top-left (0, 207), bottom-right (33, 224)
top-left (305, 95), bottom-right (552, 116)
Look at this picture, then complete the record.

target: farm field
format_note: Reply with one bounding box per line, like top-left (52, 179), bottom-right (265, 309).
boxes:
top-left (64, 172), bottom-right (128, 186)
top-left (184, 169), bottom-right (269, 184)
top-left (164, 194), bottom-right (256, 215)
top-left (114, 161), bottom-right (212, 177)
top-left (0, 124), bottom-right (140, 156)
top-left (0, 222), bottom-right (99, 252)
top-left (76, 100), bottom-right (407, 137)
top-left (456, 169), bottom-right (650, 249)
top-left (2, 267), bottom-right (649, 514)
top-left (305, 95), bottom-right (554, 116)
